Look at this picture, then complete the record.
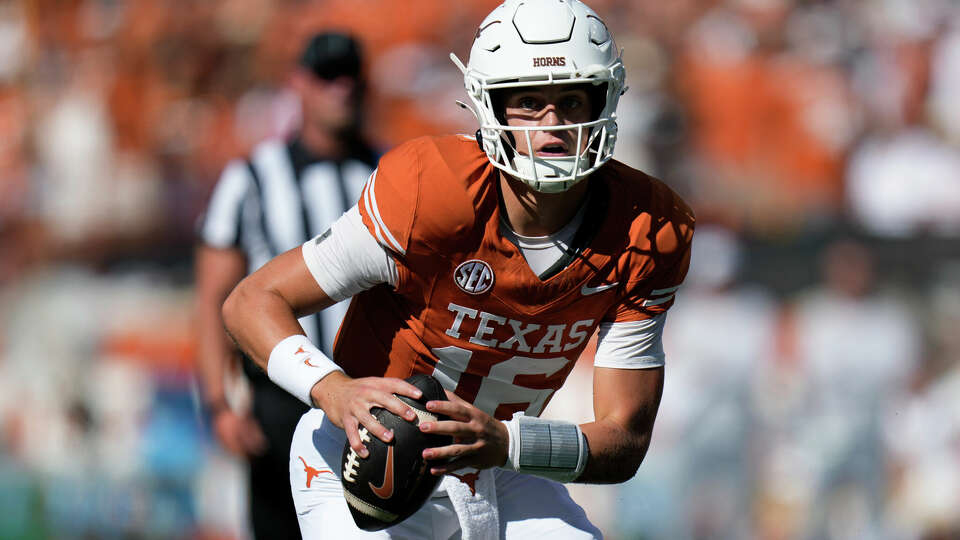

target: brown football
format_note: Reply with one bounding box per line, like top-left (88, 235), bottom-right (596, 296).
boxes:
top-left (340, 374), bottom-right (453, 531)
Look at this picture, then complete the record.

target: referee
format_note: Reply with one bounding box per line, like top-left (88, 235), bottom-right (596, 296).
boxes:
top-left (195, 32), bottom-right (377, 539)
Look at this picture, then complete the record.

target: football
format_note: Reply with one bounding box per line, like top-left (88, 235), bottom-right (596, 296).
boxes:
top-left (340, 373), bottom-right (453, 531)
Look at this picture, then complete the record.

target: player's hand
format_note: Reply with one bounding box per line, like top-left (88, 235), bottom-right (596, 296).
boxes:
top-left (212, 409), bottom-right (268, 457)
top-left (418, 390), bottom-right (509, 474)
top-left (312, 371), bottom-right (423, 458)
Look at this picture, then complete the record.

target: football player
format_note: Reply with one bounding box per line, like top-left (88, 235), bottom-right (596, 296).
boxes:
top-left (222, 0), bottom-right (694, 538)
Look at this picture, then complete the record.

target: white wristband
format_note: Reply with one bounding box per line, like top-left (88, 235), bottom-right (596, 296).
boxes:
top-left (500, 412), bottom-right (589, 483)
top-left (267, 335), bottom-right (343, 406)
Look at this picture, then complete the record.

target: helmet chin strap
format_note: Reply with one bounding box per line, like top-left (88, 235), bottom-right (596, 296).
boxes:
top-left (511, 153), bottom-right (590, 193)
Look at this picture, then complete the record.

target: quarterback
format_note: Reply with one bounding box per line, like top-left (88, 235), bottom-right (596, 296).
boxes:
top-left (222, 0), bottom-right (694, 538)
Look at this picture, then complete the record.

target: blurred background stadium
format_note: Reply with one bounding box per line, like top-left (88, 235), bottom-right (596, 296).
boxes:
top-left (1, 0), bottom-right (959, 538)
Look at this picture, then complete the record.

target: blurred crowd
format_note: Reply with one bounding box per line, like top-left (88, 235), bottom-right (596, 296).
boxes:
top-left (0, 0), bottom-right (958, 538)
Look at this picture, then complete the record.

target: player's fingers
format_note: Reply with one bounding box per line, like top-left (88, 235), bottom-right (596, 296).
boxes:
top-left (378, 377), bottom-right (424, 401)
top-left (356, 408), bottom-right (395, 445)
top-left (422, 441), bottom-right (477, 464)
top-left (428, 450), bottom-right (491, 475)
top-left (443, 389), bottom-right (470, 405)
top-left (419, 418), bottom-right (480, 438)
top-left (378, 392), bottom-right (419, 423)
top-left (424, 399), bottom-right (472, 421)
top-left (343, 417), bottom-right (369, 458)
top-left (430, 459), bottom-right (473, 476)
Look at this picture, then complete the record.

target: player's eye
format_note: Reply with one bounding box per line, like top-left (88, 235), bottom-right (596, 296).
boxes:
top-left (559, 95), bottom-right (583, 112)
top-left (517, 96), bottom-right (542, 111)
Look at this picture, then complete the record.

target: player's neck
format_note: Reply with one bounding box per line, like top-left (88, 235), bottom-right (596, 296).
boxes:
top-left (498, 173), bottom-right (590, 237)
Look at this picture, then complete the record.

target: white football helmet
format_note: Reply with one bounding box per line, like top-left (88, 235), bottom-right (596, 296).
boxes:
top-left (452, 0), bottom-right (626, 193)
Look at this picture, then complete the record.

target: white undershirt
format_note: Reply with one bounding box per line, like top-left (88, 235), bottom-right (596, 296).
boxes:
top-left (301, 205), bottom-right (666, 368)
top-left (497, 197), bottom-right (587, 277)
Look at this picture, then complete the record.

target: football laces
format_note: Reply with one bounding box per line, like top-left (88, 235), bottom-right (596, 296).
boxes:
top-left (342, 427), bottom-right (371, 483)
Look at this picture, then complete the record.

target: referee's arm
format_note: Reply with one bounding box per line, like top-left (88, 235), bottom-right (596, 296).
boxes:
top-left (194, 161), bottom-right (267, 456)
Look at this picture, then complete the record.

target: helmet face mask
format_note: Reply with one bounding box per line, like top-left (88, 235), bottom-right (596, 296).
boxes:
top-left (452, 0), bottom-right (626, 193)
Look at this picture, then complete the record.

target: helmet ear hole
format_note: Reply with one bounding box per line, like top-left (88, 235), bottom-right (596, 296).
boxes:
top-left (489, 88), bottom-right (509, 126)
top-left (488, 88), bottom-right (516, 154)
top-left (501, 134), bottom-right (516, 160)
top-left (587, 82), bottom-right (608, 121)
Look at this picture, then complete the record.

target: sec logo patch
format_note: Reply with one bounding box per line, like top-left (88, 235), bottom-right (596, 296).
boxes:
top-left (454, 260), bottom-right (494, 295)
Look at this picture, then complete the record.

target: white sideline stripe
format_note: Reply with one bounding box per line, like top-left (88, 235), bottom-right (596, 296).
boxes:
top-left (642, 295), bottom-right (674, 307)
top-left (364, 170), bottom-right (406, 255)
top-left (651, 285), bottom-right (680, 296)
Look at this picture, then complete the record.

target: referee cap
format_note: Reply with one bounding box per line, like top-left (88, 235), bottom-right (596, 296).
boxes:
top-left (298, 32), bottom-right (363, 80)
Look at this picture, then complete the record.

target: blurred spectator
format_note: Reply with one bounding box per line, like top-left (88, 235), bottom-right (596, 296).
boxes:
top-left (928, 21), bottom-right (960, 145)
top-left (881, 262), bottom-right (960, 538)
top-left (846, 127), bottom-right (960, 237)
top-left (615, 224), bottom-right (779, 539)
top-left (844, 6), bottom-right (960, 238)
top-left (33, 51), bottom-right (118, 242)
top-left (0, 269), bottom-right (200, 538)
top-left (674, 2), bottom-right (856, 232)
top-left (194, 31), bottom-right (377, 539)
top-left (770, 239), bottom-right (921, 538)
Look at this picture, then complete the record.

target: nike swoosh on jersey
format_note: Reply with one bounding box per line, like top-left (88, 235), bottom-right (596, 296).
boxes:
top-left (369, 445), bottom-right (395, 499)
top-left (581, 282), bottom-right (619, 295)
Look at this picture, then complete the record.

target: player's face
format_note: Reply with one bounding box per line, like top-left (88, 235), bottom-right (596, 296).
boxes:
top-left (502, 85), bottom-right (594, 158)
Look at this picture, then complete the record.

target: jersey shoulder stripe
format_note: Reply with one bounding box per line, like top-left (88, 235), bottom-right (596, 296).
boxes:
top-left (358, 135), bottom-right (492, 258)
top-left (362, 169), bottom-right (406, 255)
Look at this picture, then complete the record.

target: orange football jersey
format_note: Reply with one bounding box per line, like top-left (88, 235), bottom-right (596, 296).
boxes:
top-left (334, 135), bottom-right (694, 420)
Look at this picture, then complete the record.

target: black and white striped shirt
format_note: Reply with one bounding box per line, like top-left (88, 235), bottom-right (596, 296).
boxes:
top-left (200, 136), bottom-right (378, 355)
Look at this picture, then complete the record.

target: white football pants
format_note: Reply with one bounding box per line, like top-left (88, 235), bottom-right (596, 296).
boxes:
top-left (288, 408), bottom-right (602, 539)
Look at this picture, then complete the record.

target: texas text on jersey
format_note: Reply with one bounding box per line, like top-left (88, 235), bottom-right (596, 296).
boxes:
top-left (335, 134), bottom-right (695, 420)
